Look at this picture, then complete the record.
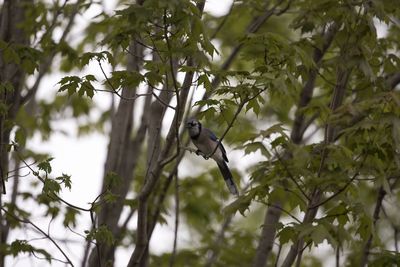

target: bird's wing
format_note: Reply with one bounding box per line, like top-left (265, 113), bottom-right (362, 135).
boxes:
top-left (205, 128), bottom-right (228, 162)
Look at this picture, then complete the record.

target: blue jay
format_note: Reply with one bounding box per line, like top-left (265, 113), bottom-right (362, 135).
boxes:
top-left (186, 118), bottom-right (239, 196)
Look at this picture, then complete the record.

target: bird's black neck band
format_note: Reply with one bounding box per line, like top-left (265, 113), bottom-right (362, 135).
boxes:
top-left (191, 123), bottom-right (201, 139)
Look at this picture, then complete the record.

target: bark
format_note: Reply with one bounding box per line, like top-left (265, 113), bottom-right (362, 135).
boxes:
top-left (0, 1), bottom-right (32, 265)
top-left (252, 201), bottom-right (282, 267)
top-left (0, 0), bottom-right (31, 194)
top-left (87, 40), bottom-right (148, 267)
top-left (290, 23), bottom-right (338, 143)
top-left (127, 56), bottom-right (196, 267)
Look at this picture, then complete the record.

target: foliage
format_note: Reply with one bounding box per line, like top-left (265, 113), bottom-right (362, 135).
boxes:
top-left (0, 0), bottom-right (399, 266)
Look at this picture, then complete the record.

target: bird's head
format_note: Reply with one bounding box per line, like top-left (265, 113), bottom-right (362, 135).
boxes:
top-left (186, 118), bottom-right (201, 137)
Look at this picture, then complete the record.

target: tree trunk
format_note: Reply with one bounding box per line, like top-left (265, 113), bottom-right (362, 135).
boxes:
top-left (87, 40), bottom-right (147, 267)
top-left (0, 0), bottom-right (32, 266)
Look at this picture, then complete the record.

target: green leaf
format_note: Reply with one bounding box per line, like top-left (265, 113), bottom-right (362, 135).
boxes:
top-left (9, 240), bottom-right (51, 263)
top-left (63, 207), bottom-right (80, 227)
top-left (79, 51), bottom-right (114, 67)
top-left (0, 81), bottom-right (14, 94)
top-left (243, 142), bottom-right (271, 157)
top-left (58, 76), bottom-right (81, 96)
top-left (246, 98), bottom-right (261, 115)
top-left (14, 127), bottom-right (26, 147)
top-left (38, 158), bottom-right (53, 174)
top-left (145, 71), bottom-right (163, 86)
top-left (21, 59), bottom-right (36, 74)
top-left (86, 225), bottom-right (115, 245)
top-left (43, 179), bottom-right (61, 194)
top-left (223, 191), bottom-right (255, 216)
top-left (278, 226), bottom-right (296, 244)
top-left (357, 215), bottom-right (373, 240)
top-left (3, 46), bottom-right (20, 64)
top-left (104, 190), bottom-right (118, 203)
top-left (79, 80), bottom-right (95, 98)
top-left (326, 202), bottom-right (349, 226)
top-left (260, 123), bottom-right (288, 138)
top-left (55, 173), bottom-right (72, 189)
top-left (197, 74), bottom-right (212, 91)
top-left (310, 224), bottom-right (331, 245)
top-left (105, 172), bottom-right (121, 189)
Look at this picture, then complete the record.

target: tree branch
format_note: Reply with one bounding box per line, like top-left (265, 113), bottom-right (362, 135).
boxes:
top-left (281, 66), bottom-right (352, 267)
top-left (291, 23), bottom-right (338, 143)
top-left (252, 24), bottom-right (338, 267)
top-left (168, 171), bottom-right (179, 267)
top-left (127, 2), bottom-right (205, 266)
top-left (359, 186), bottom-right (386, 267)
top-left (1, 207), bottom-right (74, 266)
top-left (208, 0), bottom-right (291, 95)
top-left (21, 0), bottom-right (84, 104)
top-left (252, 200), bottom-right (283, 267)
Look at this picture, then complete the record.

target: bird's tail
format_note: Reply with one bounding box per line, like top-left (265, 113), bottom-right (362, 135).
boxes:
top-left (217, 161), bottom-right (239, 196)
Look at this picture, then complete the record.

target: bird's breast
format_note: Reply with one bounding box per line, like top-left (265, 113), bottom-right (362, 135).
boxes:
top-left (192, 136), bottom-right (224, 161)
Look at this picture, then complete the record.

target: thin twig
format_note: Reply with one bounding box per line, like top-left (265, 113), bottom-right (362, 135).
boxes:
top-left (22, 0), bottom-right (83, 104)
top-left (210, 1), bottom-right (234, 39)
top-left (1, 207), bottom-right (74, 266)
top-left (261, 201), bottom-right (302, 224)
top-left (17, 153), bottom-right (93, 212)
top-left (207, 88), bottom-right (267, 159)
top-left (310, 154), bottom-right (366, 209)
top-left (273, 148), bottom-right (310, 202)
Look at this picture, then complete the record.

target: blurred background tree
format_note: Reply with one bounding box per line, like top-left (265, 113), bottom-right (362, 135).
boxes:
top-left (0, 0), bottom-right (399, 266)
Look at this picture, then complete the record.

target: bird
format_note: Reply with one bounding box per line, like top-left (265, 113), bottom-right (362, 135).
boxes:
top-left (186, 118), bottom-right (239, 196)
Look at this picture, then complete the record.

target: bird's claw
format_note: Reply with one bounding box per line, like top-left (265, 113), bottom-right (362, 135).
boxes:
top-left (195, 149), bottom-right (209, 160)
